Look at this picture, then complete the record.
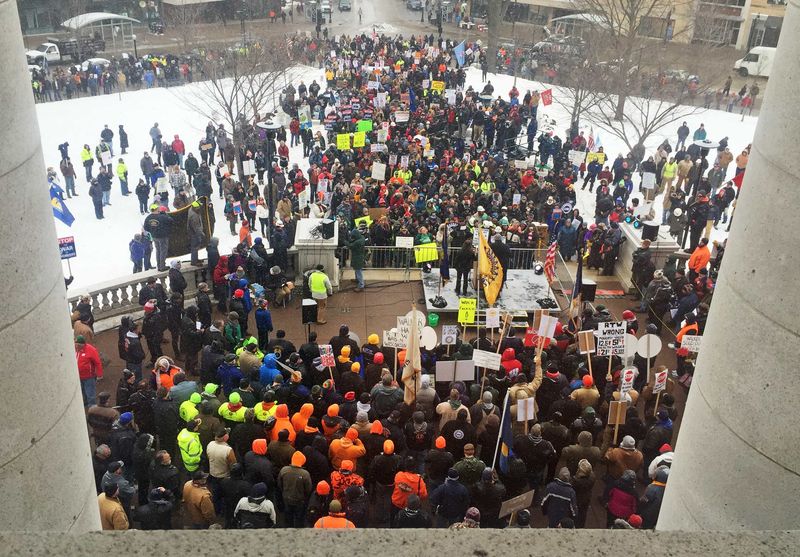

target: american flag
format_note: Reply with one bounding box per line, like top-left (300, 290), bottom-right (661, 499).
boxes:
top-left (543, 241), bottom-right (557, 285)
top-left (587, 127), bottom-right (595, 152)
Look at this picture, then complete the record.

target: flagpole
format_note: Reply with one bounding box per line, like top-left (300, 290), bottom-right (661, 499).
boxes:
top-left (491, 391), bottom-right (510, 470)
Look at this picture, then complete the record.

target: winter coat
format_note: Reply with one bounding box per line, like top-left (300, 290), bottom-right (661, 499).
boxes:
top-left (430, 478), bottom-right (470, 522)
top-left (346, 229), bottom-right (367, 269)
top-left (541, 478), bottom-right (578, 527)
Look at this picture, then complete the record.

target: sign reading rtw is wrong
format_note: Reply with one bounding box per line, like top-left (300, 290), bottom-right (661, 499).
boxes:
top-left (596, 321), bottom-right (627, 356)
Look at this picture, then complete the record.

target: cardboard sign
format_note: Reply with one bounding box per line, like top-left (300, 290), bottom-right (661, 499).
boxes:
top-left (58, 236), bottom-right (76, 260)
top-left (233, 201), bottom-right (242, 214)
top-left (441, 325), bottom-right (459, 345)
top-left (414, 242), bottom-right (439, 263)
top-left (319, 344), bottom-right (335, 367)
top-left (499, 489), bottom-right (534, 518)
top-left (608, 400), bottom-right (628, 425)
top-left (353, 131), bottom-right (366, 148)
top-left (383, 329), bottom-right (401, 349)
top-left (473, 349), bottom-right (502, 370)
top-left (597, 321), bottom-right (627, 356)
top-left (395, 236), bottom-right (415, 249)
top-left (336, 133), bottom-right (351, 150)
top-left (578, 330), bottom-right (595, 354)
top-left (516, 397), bottom-right (535, 422)
top-left (680, 335), bottom-right (702, 353)
top-left (436, 360), bottom-right (475, 382)
top-left (458, 298), bottom-right (477, 324)
top-left (537, 315), bottom-right (558, 339)
top-left (532, 310), bottom-right (550, 330)
top-left (620, 367), bottom-right (637, 395)
top-left (100, 150), bottom-right (112, 166)
top-left (653, 369), bottom-right (668, 394)
top-left (371, 162), bottom-right (386, 181)
top-left (485, 307), bottom-right (501, 329)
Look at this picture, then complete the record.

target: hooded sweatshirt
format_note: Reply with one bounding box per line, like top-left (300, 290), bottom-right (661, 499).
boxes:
top-left (291, 403), bottom-right (314, 432)
top-left (270, 404), bottom-right (296, 443)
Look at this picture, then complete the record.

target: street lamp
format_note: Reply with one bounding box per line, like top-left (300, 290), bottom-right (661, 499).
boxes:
top-left (256, 119), bottom-right (281, 242)
top-left (132, 34), bottom-right (138, 58)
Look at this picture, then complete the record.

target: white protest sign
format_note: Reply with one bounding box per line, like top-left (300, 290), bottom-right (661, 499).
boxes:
top-left (382, 329), bottom-right (401, 348)
top-left (512, 193), bottom-right (521, 205)
top-left (371, 162), bottom-right (386, 181)
top-left (395, 111), bottom-right (410, 123)
top-left (620, 367), bottom-right (637, 395)
top-left (624, 333), bottom-right (639, 359)
top-left (395, 236), bottom-right (415, 248)
top-left (642, 172), bottom-right (657, 190)
top-left (377, 129), bottom-right (388, 143)
top-left (653, 369), bottom-right (668, 394)
top-left (537, 315), bottom-right (558, 339)
top-left (516, 397), bottom-right (535, 422)
top-left (400, 155), bottom-right (409, 168)
top-left (637, 334), bottom-right (663, 358)
top-left (243, 159), bottom-right (256, 176)
top-left (472, 349), bottom-right (502, 371)
top-left (298, 187), bottom-right (310, 209)
top-left (597, 321), bottom-right (627, 356)
top-left (441, 325), bottom-right (458, 345)
top-left (370, 143), bottom-right (387, 153)
top-left (389, 154), bottom-right (398, 166)
top-left (568, 150), bottom-right (586, 166)
top-left (485, 308), bottom-right (501, 329)
top-left (680, 335), bottom-right (702, 353)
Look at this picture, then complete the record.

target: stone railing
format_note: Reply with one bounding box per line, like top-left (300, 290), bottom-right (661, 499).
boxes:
top-left (67, 263), bottom-right (210, 323)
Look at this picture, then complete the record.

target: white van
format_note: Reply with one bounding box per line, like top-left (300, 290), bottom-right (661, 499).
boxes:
top-left (734, 46), bottom-right (776, 78)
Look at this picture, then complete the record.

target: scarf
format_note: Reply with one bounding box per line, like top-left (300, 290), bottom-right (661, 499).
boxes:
top-left (448, 399), bottom-right (461, 410)
top-left (357, 401), bottom-right (371, 414)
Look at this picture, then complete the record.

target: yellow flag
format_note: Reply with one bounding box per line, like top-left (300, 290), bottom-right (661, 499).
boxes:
top-left (478, 231), bottom-right (504, 306)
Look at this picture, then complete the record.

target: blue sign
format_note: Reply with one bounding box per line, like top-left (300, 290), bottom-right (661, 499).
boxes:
top-left (59, 236), bottom-right (77, 260)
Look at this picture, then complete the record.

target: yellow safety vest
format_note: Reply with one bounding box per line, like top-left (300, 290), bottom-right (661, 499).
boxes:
top-left (218, 403), bottom-right (246, 423)
top-left (310, 271), bottom-right (328, 295)
top-left (179, 401), bottom-right (199, 423)
top-left (177, 429), bottom-right (202, 471)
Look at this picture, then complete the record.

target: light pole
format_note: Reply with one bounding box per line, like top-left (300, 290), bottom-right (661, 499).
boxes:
top-left (256, 119), bottom-right (281, 242)
top-left (132, 33), bottom-right (138, 58)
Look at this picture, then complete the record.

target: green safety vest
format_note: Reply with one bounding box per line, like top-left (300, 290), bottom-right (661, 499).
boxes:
top-left (177, 429), bottom-right (202, 471)
top-left (310, 271), bottom-right (328, 295)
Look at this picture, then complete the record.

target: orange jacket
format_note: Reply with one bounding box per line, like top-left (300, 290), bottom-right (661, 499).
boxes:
top-left (688, 246), bottom-right (710, 273)
top-left (270, 404), bottom-right (297, 444)
top-left (328, 437), bottom-right (366, 470)
top-left (314, 513), bottom-right (356, 529)
top-left (291, 403), bottom-right (314, 432)
top-left (391, 471), bottom-right (427, 509)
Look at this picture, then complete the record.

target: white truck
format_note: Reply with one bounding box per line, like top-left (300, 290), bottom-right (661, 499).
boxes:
top-left (733, 46), bottom-right (775, 78)
top-left (25, 37), bottom-right (106, 65)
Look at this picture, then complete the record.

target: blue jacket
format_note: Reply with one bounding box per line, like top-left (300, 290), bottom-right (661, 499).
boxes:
top-left (259, 354), bottom-right (280, 386)
top-left (217, 363), bottom-right (243, 396)
top-left (430, 478), bottom-right (470, 521)
top-left (587, 160), bottom-right (602, 176)
top-left (255, 308), bottom-right (273, 332)
top-left (238, 279), bottom-right (253, 312)
top-left (129, 239), bottom-right (146, 261)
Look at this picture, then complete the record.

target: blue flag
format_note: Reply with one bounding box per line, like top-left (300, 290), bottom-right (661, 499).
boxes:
top-left (497, 392), bottom-right (514, 474)
top-left (51, 191), bottom-right (75, 227)
top-left (440, 225), bottom-right (450, 281)
top-left (408, 87), bottom-right (417, 112)
top-left (454, 41), bottom-right (466, 67)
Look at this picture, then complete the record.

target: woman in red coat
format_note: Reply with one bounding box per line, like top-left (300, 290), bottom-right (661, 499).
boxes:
top-left (606, 469), bottom-right (638, 527)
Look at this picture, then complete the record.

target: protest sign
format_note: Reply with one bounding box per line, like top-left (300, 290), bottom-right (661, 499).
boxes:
top-left (395, 236), bottom-right (415, 248)
top-left (319, 344), bottom-right (335, 367)
top-left (353, 131), bottom-right (366, 148)
top-left (653, 369), bottom-right (668, 394)
top-left (516, 397), bottom-right (535, 422)
top-left (458, 298), bottom-right (476, 324)
top-left (336, 133), bottom-right (350, 150)
top-left (680, 335), bottom-right (702, 353)
top-left (578, 330), bottom-right (595, 354)
top-left (485, 307), bottom-right (501, 329)
top-left (473, 349), bottom-right (502, 371)
top-left (413, 242), bottom-right (438, 263)
top-left (441, 325), bottom-right (458, 345)
top-left (597, 321), bottom-right (627, 356)
top-left (371, 162), bottom-right (386, 181)
top-left (58, 236), bottom-right (77, 259)
top-left (499, 490), bottom-right (534, 518)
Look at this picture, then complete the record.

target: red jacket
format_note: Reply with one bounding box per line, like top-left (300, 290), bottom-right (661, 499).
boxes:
top-left (76, 343), bottom-right (103, 380)
top-left (172, 138), bottom-right (185, 154)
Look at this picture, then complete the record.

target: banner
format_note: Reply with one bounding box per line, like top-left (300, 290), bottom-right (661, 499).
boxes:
top-left (413, 242), bottom-right (439, 263)
top-left (478, 230), bottom-right (503, 306)
top-left (541, 88), bottom-right (553, 106)
top-left (453, 40), bottom-right (466, 67)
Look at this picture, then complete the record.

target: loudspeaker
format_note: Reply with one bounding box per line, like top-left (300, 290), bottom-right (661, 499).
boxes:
top-left (580, 280), bottom-right (597, 303)
top-left (302, 298), bottom-right (318, 325)
top-left (641, 223), bottom-right (659, 242)
top-left (320, 218), bottom-right (335, 240)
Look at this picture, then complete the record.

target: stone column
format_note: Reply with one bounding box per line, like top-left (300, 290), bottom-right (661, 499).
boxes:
top-left (658, 3), bottom-right (800, 531)
top-left (0, 3), bottom-right (100, 531)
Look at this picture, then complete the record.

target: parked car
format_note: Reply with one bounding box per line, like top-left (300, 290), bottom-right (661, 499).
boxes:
top-left (734, 46), bottom-right (775, 77)
top-left (81, 57), bottom-right (111, 72)
top-left (26, 37), bottom-right (106, 65)
top-left (407, 0), bottom-right (423, 10)
top-left (339, 0), bottom-right (351, 10)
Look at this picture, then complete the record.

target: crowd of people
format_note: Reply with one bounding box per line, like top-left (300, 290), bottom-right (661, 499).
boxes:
top-left (65, 29), bottom-right (750, 532)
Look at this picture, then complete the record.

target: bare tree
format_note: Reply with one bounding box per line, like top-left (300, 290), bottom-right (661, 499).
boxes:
top-left (486, 0), bottom-right (511, 73)
top-left (177, 41), bottom-right (292, 178)
top-left (163, 3), bottom-right (204, 49)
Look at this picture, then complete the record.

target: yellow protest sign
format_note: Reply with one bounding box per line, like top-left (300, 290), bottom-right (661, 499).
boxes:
top-left (336, 133), bottom-right (351, 150)
top-left (458, 298), bottom-right (477, 324)
top-left (353, 131), bottom-right (366, 148)
top-left (431, 80), bottom-right (445, 92)
top-left (414, 242), bottom-right (439, 263)
top-left (354, 215), bottom-right (373, 229)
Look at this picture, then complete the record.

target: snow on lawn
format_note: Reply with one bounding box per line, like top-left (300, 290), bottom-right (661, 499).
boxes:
top-left (37, 63), bottom-right (755, 292)
top-left (37, 66), bottom-right (323, 292)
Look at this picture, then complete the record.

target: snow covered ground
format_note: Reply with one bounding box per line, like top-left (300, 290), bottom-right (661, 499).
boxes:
top-left (36, 63), bottom-right (756, 292)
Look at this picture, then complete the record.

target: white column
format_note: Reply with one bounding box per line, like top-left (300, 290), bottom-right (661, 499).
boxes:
top-left (658, 2), bottom-right (800, 530)
top-left (0, 2), bottom-right (100, 531)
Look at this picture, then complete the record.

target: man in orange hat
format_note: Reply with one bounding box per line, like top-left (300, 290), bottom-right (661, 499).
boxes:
top-left (279, 450), bottom-right (312, 527)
